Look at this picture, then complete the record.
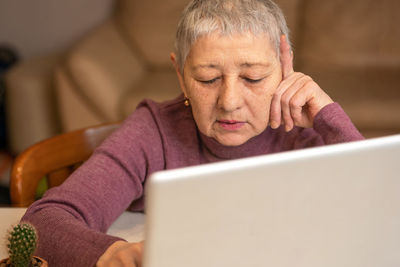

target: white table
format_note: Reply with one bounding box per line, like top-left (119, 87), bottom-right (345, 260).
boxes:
top-left (0, 208), bottom-right (145, 259)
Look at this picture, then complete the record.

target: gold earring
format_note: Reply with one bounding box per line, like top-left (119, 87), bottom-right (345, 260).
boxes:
top-left (184, 98), bottom-right (190, 107)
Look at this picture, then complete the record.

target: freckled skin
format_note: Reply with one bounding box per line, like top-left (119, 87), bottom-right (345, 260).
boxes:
top-left (171, 32), bottom-right (283, 146)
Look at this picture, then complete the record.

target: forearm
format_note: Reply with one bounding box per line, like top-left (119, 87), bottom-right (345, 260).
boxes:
top-left (22, 205), bottom-right (124, 266)
top-left (21, 151), bottom-right (143, 265)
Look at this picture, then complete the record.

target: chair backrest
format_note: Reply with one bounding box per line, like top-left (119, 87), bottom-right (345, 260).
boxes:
top-left (10, 122), bottom-right (121, 207)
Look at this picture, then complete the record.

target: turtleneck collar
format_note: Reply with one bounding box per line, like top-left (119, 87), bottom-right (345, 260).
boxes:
top-left (199, 128), bottom-right (274, 160)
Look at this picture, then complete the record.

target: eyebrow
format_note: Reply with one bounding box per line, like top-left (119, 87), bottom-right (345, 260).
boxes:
top-left (192, 62), bottom-right (272, 71)
top-left (240, 62), bottom-right (272, 68)
top-left (191, 64), bottom-right (219, 71)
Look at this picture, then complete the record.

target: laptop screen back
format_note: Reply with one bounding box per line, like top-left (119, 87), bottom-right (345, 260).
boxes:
top-left (143, 134), bottom-right (400, 267)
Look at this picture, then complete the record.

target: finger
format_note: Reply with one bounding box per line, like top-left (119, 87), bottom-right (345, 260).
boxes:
top-left (280, 35), bottom-right (294, 79)
top-left (280, 75), bottom-right (312, 131)
top-left (289, 84), bottom-right (316, 128)
top-left (134, 242), bottom-right (144, 267)
top-left (270, 72), bottom-right (302, 129)
top-left (269, 91), bottom-right (282, 129)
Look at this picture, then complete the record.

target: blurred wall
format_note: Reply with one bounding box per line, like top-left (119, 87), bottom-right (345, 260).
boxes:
top-left (0, 0), bottom-right (114, 59)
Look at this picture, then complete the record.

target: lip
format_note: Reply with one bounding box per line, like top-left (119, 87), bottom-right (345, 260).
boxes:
top-left (217, 120), bottom-right (246, 130)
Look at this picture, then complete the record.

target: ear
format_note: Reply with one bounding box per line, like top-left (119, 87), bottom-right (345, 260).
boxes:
top-left (170, 52), bottom-right (188, 97)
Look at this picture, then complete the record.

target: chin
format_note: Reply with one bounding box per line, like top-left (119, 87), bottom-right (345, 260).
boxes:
top-left (216, 135), bottom-right (249, 147)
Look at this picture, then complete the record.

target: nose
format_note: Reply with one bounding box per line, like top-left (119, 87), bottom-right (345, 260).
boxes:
top-left (217, 77), bottom-right (243, 112)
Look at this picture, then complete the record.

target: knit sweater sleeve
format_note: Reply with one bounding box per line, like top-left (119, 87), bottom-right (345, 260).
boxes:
top-left (21, 105), bottom-right (165, 266)
top-left (313, 102), bottom-right (364, 144)
top-left (286, 102), bottom-right (364, 150)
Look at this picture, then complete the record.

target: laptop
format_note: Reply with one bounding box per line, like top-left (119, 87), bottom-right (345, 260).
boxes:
top-left (143, 134), bottom-right (400, 267)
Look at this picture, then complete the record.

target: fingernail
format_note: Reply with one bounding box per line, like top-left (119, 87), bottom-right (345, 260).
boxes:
top-left (270, 121), bottom-right (279, 129)
top-left (285, 125), bottom-right (292, 132)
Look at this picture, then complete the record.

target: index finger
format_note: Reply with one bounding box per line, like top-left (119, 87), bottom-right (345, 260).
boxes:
top-left (280, 35), bottom-right (294, 79)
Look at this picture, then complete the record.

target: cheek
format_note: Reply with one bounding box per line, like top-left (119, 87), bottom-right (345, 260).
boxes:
top-left (254, 96), bottom-right (272, 120)
top-left (183, 78), bottom-right (201, 99)
top-left (248, 76), bottom-right (281, 122)
top-left (272, 70), bottom-right (283, 92)
top-left (191, 93), bottom-right (217, 119)
top-left (259, 72), bottom-right (282, 105)
top-left (267, 70), bottom-right (283, 92)
top-left (183, 81), bottom-right (217, 127)
top-left (253, 76), bottom-right (281, 102)
top-left (184, 78), bottom-right (217, 106)
top-left (187, 87), bottom-right (210, 110)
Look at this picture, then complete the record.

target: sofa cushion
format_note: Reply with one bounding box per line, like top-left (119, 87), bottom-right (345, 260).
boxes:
top-left (64, 20), bottom-right (145, 121)
top-left (55, 65), bottom-right (106, 132)
top-left (121, 70), bottom-right (181, 117)
top-left (5, 55), bottom-right (61, 154)
top-left (298, 0), bottom-right (400, 68)
top-left (115, 0), bottom-right (189, 68)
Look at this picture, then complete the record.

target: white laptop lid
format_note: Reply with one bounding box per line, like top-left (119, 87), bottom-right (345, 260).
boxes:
top-left (143, 134), bottom-right (400, 267)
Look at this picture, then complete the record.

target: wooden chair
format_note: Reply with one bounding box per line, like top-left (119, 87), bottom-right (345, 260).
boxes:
top-left (10, 122), bottom-right (121, 207)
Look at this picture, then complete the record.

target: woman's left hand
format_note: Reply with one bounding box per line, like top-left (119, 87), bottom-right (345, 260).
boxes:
top-left (269, 35), bottom-right (334, 132)
top-left (96, 241), bottom-right (144, 267)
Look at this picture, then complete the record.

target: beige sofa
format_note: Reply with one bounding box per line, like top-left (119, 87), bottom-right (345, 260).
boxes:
top-left (6, 0), bottom-right (400, 155)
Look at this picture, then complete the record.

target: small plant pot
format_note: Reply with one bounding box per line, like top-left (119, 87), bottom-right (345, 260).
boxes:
top-left (0, 256), bottom-right (48, 267)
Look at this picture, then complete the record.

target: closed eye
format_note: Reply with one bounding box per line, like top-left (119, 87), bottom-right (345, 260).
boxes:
top-left (244, 77), bottom-right (264, 84)
top-left (198, 77), bottom-right (220, 84)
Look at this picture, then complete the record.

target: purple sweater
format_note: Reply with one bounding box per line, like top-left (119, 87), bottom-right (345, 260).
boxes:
top-left (22, 95), bottom-right (364, 266)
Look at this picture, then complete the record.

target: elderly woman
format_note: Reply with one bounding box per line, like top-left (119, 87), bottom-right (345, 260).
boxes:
top-left (22, 0), bottom-right (363, 266)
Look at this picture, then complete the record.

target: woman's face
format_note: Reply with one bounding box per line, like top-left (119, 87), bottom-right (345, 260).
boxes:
top-left (172, 32), bottom-right (282, 146)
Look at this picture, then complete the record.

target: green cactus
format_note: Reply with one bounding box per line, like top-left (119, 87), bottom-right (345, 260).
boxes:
top-left (6, 223), bottom-right (38, 267)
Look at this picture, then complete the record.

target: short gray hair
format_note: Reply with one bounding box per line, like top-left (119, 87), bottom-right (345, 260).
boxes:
top-left (175, 0), bottom-right (291, 71)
